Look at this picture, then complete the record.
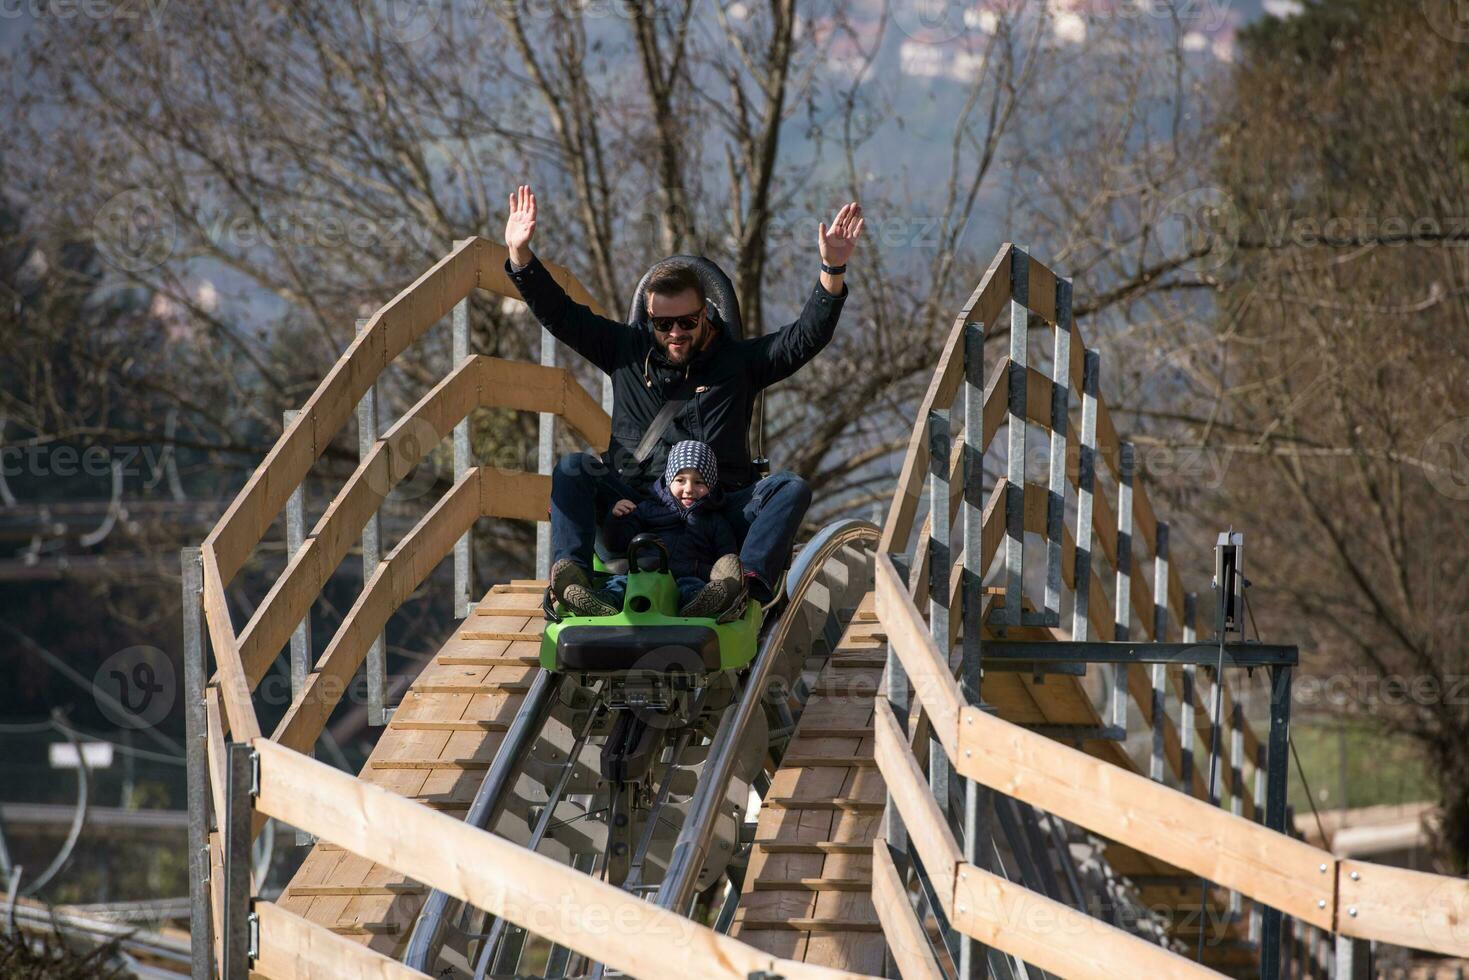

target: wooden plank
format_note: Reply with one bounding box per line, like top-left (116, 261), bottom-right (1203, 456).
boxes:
top-left (235, 358), bottom-right (482, 690)
top-left (763, 799), bottom-right (884, 813)
top-left (368, 759), bottom-right (491, 771)
top-left (750, 879), bottom-right (873, 893)
top-left (207, 238), bottom-right (486, 584)
top-left (871, 838), bottom-right (946, 980)
top-left (252, 740), bottom-right (878, 980)
top-left (436, 655), bottom-right (539, 667)
top-left (389, 719), bottom-right (510, 733)
top-left (953, 704), bottom-right (1336, 929)
top-left (253, 901), bottom-right (428, 979)
top-left (874, 554), bottom-right (961, 756)
top-left (272, 472), bottom-right (482, 756)
top-left (560, 370), bottom-right (612, 452)
top-left (287, 883), bottom-right (423, 897)
top-left (204, 687), bottom-right (228, 829)
top-left (479, 469), bottom-right (551, 523)
top-left (202, 550), bottom-right (260, 741)
top-left (951, 860), bottom-right (1225, 980)
top-left (872, 697), bottom-right (961, 904)
top-left (1336, 858), bottom-right (1469, 957)
top-left (753, 842), bottom-right (872, 855)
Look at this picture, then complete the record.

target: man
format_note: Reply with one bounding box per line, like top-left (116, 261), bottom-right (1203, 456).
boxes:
top-left (502, 183), bottom-right (864, 610)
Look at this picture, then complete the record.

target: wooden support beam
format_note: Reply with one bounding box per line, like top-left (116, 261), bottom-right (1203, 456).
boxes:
top-left (950, 860), bottom-right (1224, 980)
top-left (952, 703), bottom-right (1336, 930)
top-left (272, 471), bottom-right (483, 756)
top-left (871, 838), bottom-right (947, 980)
top-left (1336, 859), bottom-right (1469, 958)
top-left (251, 739), bottom-right (878, 980)
top-left (873, 696), bottom-right (962, 903)
top-left (875, 554), bottom-right (963, 756)
top-left (253, 901), bottom-right (428, 979)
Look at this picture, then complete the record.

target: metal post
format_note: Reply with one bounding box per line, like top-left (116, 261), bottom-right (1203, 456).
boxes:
top-left (961, 323), bottom-right (985, 705)
top-left (221, 744), bottom-right (256, 980)
top-left (1111, 442), bottom-right (1135, 732)
top-left (1252, 741), bottom-right (1267, 942)
top-left (1259, 663), bottom-right (1293, 980)
top-left (996, 248), bottom-right (1028, 626)
top-left (1149, 521), bottom-right (1169, 784)
top-left (356, 318), bottom-right (389, 727)
top-left (927, 408), bottom-right (953, 824)
top-left (959, 321), bottom-right (990, 978)
top-left (883, 554), bottom-right (912, 853)
top-left (1042, 279), bottom-right (1071, 627)
top-left (452, 241), bottom-right (474, 619)
top-left (535, 327), bottom-right (555, 581)
top-left (181, 548), bottom-right (213, 980)
top-left (1072, 349), bottom-right (1099, 644)
top-left (1181, 592), bottom-right (1197, 789)
top-left (1334, 937), bottom-right (1369, 980)
top-left (1230, 699), bottom-right (1245, 920)
top-left (283, 411), bottom-right (311, 695)
top-left (282, 426), bottom-right (315, 845)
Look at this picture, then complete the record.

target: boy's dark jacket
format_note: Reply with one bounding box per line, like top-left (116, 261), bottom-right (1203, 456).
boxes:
top-left (603, 479), bottom-right (739, 581)
top-left (505, 252), bottom-right (848, 491)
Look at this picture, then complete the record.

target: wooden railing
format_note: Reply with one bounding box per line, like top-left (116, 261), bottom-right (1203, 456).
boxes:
top-left (871, 244), bottom-right (1469, 977)
top-left (881, 243), bottom-right (1263, 815)
top-left (876, 552), bottom-right (1469, 969)
top-left (188, 238), bottom-right (878, 979)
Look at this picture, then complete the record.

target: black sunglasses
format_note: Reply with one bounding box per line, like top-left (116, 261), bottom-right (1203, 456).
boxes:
top-left (649, 311), bottom-right (703, 334)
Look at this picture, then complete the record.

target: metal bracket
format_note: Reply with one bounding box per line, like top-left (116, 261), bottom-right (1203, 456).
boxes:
top-left (247, 910), bottom-right (260, 960)
top-left (249, 749), bottom-right (261, 797)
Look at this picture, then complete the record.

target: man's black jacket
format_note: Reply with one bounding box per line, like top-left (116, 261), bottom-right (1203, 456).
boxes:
top-left (602, 478), bottom-right (740, 581)
top-left (505, 253), bottom-right (849, 490)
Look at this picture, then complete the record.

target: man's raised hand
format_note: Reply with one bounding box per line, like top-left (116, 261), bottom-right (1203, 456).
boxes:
top-left (505, 184), bottom-right (537, 266)
top-left (818, 202), bottom-right (865, 268)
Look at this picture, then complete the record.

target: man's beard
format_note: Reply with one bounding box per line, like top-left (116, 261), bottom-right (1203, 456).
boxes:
top-left (657, 326), bottom-right (706, 365)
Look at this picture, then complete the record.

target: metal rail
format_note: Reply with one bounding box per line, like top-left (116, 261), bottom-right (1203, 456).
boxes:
top-left (656, 519), bottom-right (878, 916)
top-left (403, 519), bottom-right (877, 973)
top-left (401, 668), bottom-right (564, 970)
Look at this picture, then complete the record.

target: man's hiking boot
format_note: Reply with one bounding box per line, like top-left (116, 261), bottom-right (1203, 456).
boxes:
top-left (550, 558), bottom-right (589, 601)
top-left (561, 583), bottom-right (621, 617)
top-left (551, 558), bottom-right (617, 616)
top-left (680, 554), bottom-right (748, 622)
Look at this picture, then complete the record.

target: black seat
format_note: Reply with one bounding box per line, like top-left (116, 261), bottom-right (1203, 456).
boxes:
top-left (627, 254), bottom-right (744, 340)
top-left (555, 624), bottom-right (722, 673)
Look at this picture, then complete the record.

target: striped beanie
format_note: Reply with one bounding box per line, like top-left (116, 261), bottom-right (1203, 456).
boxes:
top-left (664, 440), bottom-right (718, 487)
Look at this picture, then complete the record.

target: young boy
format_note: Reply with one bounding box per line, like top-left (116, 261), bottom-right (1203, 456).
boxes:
top-left (550, 441), bottom-right (747, 622)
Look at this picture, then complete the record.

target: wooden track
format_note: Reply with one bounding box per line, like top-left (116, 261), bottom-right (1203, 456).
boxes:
top-left (735, 591), bottom-right (1261, 978)
top-left (277, 582), bottom-right (546, 954)
top-left (275, 577), bottom-right (1256, 972)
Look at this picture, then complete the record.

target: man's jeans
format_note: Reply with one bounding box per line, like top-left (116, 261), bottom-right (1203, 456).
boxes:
top-left (549, 452), bottom-right (813, 594)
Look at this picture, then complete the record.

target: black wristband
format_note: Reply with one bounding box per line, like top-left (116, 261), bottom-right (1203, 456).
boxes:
top-left (821, 261), bottom-right (847, 276)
